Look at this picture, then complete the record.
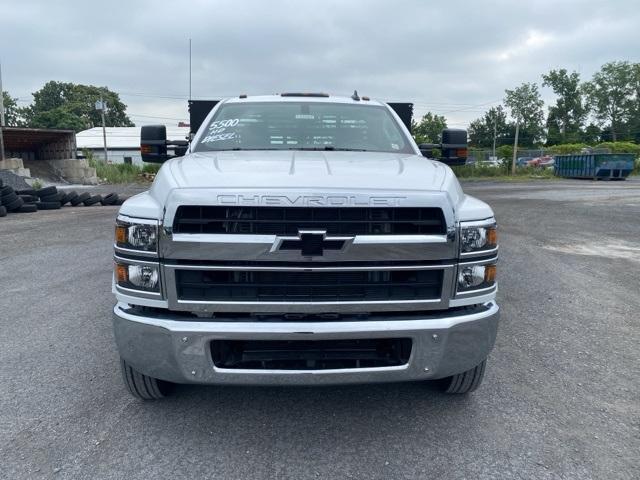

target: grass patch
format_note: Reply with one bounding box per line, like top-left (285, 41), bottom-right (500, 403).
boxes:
top-left (84, 150), bottom-right (160, 183)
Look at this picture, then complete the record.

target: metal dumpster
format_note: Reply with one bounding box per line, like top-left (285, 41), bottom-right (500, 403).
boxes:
top-left (554, 153), bottom-right (635, 180)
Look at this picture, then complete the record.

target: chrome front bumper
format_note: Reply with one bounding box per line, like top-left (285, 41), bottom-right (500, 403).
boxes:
top-left (113, 301), bottom-right (499, 386)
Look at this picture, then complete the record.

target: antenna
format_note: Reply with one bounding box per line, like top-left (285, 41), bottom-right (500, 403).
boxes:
top-left (351, 90), bottom-right (360, 101)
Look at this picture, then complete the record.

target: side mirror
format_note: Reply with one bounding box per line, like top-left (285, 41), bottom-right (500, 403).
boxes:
top-left (141, 125), bottom-right (169, 163)
top-left (141, 126), bottom-right (190, 162)
top-left (440, 129), bottom-right (467, 166)
top-left (419, 129), bottom-right (468, 165)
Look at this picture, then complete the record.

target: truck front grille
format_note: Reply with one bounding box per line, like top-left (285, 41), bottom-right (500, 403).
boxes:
top-left (175, 269), bottom-right (443, 302)
top-left (173, 206), bottom-right (446, 235)
top-left (211, 338), bottom-right (412, 370)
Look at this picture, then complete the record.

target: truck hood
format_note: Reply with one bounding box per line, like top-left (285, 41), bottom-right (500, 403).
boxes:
top-left (165, 150), bottom-right (450, 192)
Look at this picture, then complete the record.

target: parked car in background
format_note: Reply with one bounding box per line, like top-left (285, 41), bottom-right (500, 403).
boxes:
top-left (477, 158), bottom-right (501, 167)
top-left (526, 155), bottom-right (554, 168)
top-left (516, 157), bottom-right (533, 167)
top-left (538, 156), bottom-right (555, 169)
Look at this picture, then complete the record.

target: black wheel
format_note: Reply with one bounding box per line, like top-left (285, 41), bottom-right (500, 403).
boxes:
top-left (114, 195), bottom-right (128, 205)
top-left (16, 203), bottom-right (38, 213)
top-left (440, 360), bottom-right (487, 394)
top-left (120, 359), bottom-right (173, 400)
top-left (101, 192), bottom-right (119, 205)
top-left (19, 194), bottom-right (38, 203)
top-left (0, 185), bottom-right (13, 196)
top-left (5, 197), bottom-right (25, 212)
top-left (16, 189), bottom-right (37, 196)
top-left (35, 201), bottom-right (61, 210)
top-left (0, 206), bottom-right (6, 217)
top-left (36, 186), bottom-right (57, 197)
top-left (58, 193), bottom-right (69, 206)
top-left (65, 191), bottom-right (79, 205)
top-left (40, 192), bottom-right (64, 203)
top-left (72, 192), bottom-right (91, 206)
top-left (84, 194), bottom-right (102, 206)
top-left (1, 191), bottom-right (18, 205)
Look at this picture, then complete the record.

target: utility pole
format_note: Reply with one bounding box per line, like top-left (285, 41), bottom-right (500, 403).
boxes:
top-left (492, 117), bottom-right (497, 160)
top-left (189, 38), bottom-right (192, 101)
top-left (511, 118), bottom-right (520, 176)
top-left (0, 61), bottom-right (5, 160)
top-left (96, 97), bottom-right (108, 162)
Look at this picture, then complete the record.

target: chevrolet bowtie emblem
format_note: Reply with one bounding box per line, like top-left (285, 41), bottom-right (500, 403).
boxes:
top-left (271, 230), bottom-right (353, 256)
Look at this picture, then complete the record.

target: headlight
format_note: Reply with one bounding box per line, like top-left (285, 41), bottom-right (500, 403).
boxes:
top-left (457, 264), bottom-right (496, 291)
top-left (115, 218), bottom-right (158, 252)
top-left (460, 224), bottom-right (497, 253)
top-left (115, 262), bottom-right (160, 292)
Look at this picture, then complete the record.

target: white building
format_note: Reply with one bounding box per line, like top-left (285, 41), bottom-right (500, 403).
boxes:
top-left (76, 126), bottom-right (190, 165)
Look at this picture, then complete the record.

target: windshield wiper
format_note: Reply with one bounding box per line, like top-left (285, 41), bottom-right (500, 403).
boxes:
top-left (287, 146), bottom-right (368, 151)
top-left (210, 147), bottom-right (282, 151)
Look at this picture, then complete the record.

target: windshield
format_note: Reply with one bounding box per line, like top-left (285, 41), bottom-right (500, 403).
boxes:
top-left (194, 101), bottom-right (414, 154)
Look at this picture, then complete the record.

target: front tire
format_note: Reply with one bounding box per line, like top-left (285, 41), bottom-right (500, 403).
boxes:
top-left (440, 360), bottom-right (486, 394)
top-left (120, 359), bottom-right (173, 400)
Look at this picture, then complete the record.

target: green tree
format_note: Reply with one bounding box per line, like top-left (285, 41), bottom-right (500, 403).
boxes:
top-left (411, 112), bottom-right (447, 144)
top-left (542, 69), bottom-right (586, 144)
top-left (29, 107), bottom-right (87, 131)
top-left (629, 63), bottom-right (640, 142)
top-left (581, 123), bottom-right (602, 144)
top-left (23, 81), bottom-right (134, 132)
top-left (583, 61), bottom-right (634, 141)
top-left (504, 83), bottom-right (544, 174)
top-left (468, 106), bottom-right (510, 149)
top-left (2, 91), bottom-right (25, 126)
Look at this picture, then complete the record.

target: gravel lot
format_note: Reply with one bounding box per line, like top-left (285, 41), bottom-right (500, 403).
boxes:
top-left (1, 179), bottom-right (638, 479)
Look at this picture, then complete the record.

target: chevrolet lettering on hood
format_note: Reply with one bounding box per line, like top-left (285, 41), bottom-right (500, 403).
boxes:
top-left (217, 194), bottom-right (408, 207)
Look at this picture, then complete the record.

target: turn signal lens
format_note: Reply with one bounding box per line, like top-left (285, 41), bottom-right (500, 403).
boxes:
top-left (115, 225), bottom-right (127, 244)
top-left (486, 227), bottom-right (498, 247)
top-left (484, 264), bottom-right (497, 283)
top-left (115, 263), bottom-right (128, 283)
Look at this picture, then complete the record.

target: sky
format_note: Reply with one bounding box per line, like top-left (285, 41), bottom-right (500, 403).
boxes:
top-left (1, 0), bottom-right (639, 129)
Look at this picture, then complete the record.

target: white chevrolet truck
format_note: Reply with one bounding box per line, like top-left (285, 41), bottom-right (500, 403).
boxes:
top-left (112, 93), bottom-right (499, 399)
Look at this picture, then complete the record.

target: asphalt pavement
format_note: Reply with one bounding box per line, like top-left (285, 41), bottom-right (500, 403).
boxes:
top-left (0, 179), bottom-right (638, 479)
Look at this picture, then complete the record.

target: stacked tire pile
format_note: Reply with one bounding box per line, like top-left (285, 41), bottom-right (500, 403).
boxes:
top-left (0, 181), bottom-right (124, 218)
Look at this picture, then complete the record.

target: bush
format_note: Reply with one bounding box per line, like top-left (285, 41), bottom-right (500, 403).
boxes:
top-left (84, 148), bottom-right (160, 183)
top-left (546, 143), bottom-right (589, 155)
top-left (451, 164), bottom-right (554, 179)
top-left (594, 141), bottom-right (640, 156)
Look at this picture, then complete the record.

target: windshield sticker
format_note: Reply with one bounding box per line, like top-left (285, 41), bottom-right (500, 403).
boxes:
top-left (201, 132), bottom-right (236, 143)
top-left (201, 118), bottom-right (241, 143)
top-left (209, 119), bottom-right (240, 130)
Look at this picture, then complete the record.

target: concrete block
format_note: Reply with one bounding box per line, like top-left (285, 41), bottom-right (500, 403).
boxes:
top-left (0, 158), bottom-right (24, 170)
top-left (46, 159), bottom-right (97, 185)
